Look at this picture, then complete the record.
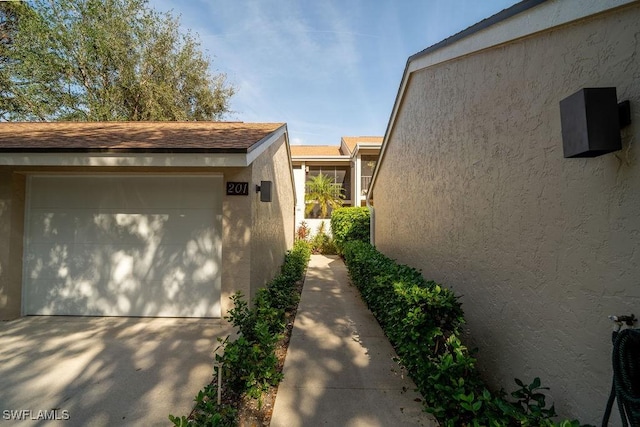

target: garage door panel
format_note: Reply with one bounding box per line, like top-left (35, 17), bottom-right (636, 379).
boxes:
top-left (25, 276), bottom-right (221, 317)
top-left (24, 175), bottom-right (222, 317)
top-left (25, 241), bottom-right (219, 277)
top-left (28, 209), bottom-right (218, 245)
top-left (28, 176), bottom-right (219, 209)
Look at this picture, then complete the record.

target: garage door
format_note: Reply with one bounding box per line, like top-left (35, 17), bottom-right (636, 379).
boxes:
top-left (23, 175), bottom-right (222, 317)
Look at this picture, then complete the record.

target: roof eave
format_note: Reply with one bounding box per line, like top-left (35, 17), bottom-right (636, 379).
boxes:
top-left (0, 151), bottom-right (252, 167)
top-left (350, 143), bottom-right (382, 159)
top-left (0, 123), bottom-right (288, 168)
top-left (245, 123), bottom-right (288, 165)
top-left (291, 155), bottom-right (350, 162)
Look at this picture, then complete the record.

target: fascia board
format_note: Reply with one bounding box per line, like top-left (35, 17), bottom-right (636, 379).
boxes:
top-left (0, 124), bottom-right (290, 168)
top-left (350, 143), bottom-right (382, 160)
top-left (245, 124), bottom-right (287, 166)
top-left (0, 152), bottom-right (250, 167)
top-left (291, 156), bottom-right (350, 163)
top-left (282, 127), bottom-right (297, 207)
top-left (340, 139), bottom-right (351, 156)
top-left (407, 0), bottom-right (636, 74)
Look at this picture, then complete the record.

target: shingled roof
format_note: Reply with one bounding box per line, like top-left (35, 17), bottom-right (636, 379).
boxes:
top-left (290, 145), bottom-right (344, 157)
top-left (0, 122), bottom-right (285, 153)
top-left (341, 136), bottom-right (383, 154)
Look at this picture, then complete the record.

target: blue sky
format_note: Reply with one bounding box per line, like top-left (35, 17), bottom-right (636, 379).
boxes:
top-left (148, 0), bottom-right (517, 146)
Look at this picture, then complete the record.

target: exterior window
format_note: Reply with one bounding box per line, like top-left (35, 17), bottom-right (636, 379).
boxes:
top-left (305, 166), bottom-right (351, 219)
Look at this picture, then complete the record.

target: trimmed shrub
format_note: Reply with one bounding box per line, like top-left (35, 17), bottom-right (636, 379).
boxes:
top-left (330, 207), bottom-right (370, 252)
top-left (309, 222), bottom-right (338, 254)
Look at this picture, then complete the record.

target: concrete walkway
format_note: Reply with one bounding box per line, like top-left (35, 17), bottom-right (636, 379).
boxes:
top-left (271, 255), bottom-right (438, 427)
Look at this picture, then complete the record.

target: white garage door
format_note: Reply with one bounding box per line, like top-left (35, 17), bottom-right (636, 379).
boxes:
top-left (23, 175), bottom-right (222, 317)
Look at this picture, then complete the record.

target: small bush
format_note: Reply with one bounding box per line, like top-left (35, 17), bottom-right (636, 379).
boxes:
top-left (309, 222), bottom-right (338, 255)
top-left (330, 207), bottom-right (370, 252)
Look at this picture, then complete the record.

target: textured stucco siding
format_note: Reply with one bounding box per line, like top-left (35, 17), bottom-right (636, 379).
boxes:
top-left (250, 134), bottom-right (295, 302)
top-left (0, 171), bottom-right (25, 320)
top-left (374, 4), bottom-right (640, 424)
top-left (219, 167), bottom-right (253, 317)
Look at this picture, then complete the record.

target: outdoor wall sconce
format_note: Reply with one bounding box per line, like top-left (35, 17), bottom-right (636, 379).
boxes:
top-left (255, 180), bottom-right (272, 202)
top-left (560, 87), bottom-right (631, 158)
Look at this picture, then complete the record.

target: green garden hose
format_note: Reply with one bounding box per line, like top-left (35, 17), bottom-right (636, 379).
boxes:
top-left (602, 327), bottom-right (640, 427)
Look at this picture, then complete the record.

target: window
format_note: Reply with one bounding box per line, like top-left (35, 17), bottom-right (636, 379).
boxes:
top-left (305, 165), bottom-right (351, 219)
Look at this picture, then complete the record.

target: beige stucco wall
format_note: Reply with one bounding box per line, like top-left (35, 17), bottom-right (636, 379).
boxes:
top-left (0, 152), bottom-right (293, 320)
top-left (250, 134), bottom-right (295, 302)
top-left (0, 171), bottom-right (25, 320)
top-left (373, 4), bottom-right (640, 424)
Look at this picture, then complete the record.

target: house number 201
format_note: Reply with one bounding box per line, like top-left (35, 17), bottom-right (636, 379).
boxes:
top-left (226, 182), bottom-right (249, 195)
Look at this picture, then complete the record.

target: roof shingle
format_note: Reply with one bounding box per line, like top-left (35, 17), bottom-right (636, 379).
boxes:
top-left (290, 145), bottom-right (343, 157)
top-left (341, 136), bottom-right (383, 154)
top-left (0, 122), bottom-right (285, 153)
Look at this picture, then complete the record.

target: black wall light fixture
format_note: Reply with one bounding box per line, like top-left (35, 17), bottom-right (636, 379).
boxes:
top-left (255, 180), bottom-right (272, 202)
top-left (560, 87), bottom-right (631, 158)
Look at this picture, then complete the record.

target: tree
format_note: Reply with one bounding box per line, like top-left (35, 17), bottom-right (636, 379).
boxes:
top-left (0, 0), bottom-right (234, 121)
top-left (305, 173), bottom-right (345, 219)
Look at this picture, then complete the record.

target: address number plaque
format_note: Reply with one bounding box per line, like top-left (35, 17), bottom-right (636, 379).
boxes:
top-left (226, 182), bottom-right (249, 196)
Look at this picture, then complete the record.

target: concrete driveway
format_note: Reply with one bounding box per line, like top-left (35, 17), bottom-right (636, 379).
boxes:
top-left (0, 316), bottom-right (233, 426)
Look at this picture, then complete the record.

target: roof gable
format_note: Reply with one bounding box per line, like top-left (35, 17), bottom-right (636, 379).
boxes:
top-left (341, 136), bottom-right (383, 154)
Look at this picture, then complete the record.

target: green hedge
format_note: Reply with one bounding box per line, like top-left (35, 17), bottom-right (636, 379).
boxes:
top-left (342, 240), bottom-right (586, 427)
top-left (330, 207), bottom-right (370, 252)
top-left (170, 240), bottom-right (311, 427)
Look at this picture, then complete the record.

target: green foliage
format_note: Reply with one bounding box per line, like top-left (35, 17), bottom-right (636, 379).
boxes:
top-left (170, 241), bottom-right (311, 426)
top-left (309, 222), bottom-right (338, 255)
top-left (342, 240), bottom-right (590, 427)
top-left (330, 207), bottom-right (370, 252)
top-left (224, 295), bottom-right (283, 402)
top-left (0, 0), bottom-right (234, 121)
top-left (281, 240), bottom-right (312, 280)
top-left (305, 173), bottom-right (344, 219)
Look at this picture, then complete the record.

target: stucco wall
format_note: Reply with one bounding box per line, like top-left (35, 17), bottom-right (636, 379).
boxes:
top-left (373, 4), bottom-right (640, 424)
top-left (0, 171), bottom-right (25, 320)
top-left (250, 134), bottom-right (295, 301)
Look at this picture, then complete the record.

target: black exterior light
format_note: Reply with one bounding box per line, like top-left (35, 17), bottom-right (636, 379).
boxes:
top-left (560, 87), bottom-right (631, 158)
top-left (255, 180), bottom-right (272, 202)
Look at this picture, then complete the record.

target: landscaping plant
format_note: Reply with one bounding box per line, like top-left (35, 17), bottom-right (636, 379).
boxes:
top-left (330, 206), bottom-right (370, 252)
top-left (295, 221), bottom-right (311, 241)
top-left (304, 173), bottom-right (344, 218)
top-left (169, 240), bottom-right (311, 426)
top-left (309, 222), bottom-right (338, 255)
